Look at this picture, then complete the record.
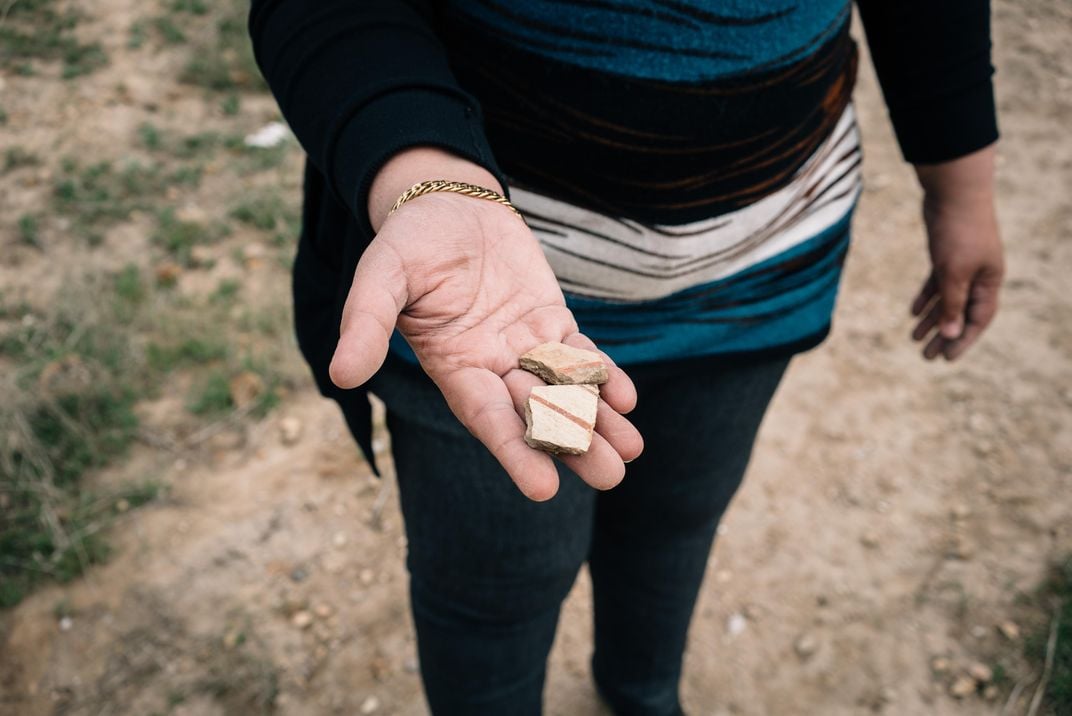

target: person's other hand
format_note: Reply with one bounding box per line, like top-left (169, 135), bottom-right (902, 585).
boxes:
top-left (329, 149), bottom-right (642, 501)
top-left (910, 144), bottom-right (1005, 361)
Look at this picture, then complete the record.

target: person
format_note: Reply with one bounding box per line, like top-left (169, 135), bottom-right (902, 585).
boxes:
top-left (249, 1), bottom-right (1004, 713)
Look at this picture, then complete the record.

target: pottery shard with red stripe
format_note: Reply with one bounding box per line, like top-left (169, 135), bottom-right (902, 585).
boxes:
top-left (520, 342), bottom-right (609, 385)
top-left (524, 384), bottom-right (599, 455)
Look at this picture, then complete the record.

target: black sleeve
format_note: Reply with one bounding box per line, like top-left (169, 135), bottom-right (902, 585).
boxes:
top-left (248, 0), bottom-right (506, 234)
top-left (856, 0), bottom-right (999, 164)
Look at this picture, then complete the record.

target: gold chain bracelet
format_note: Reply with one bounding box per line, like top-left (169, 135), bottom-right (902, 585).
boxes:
top-left (387, 179), bottom-right (524, 221)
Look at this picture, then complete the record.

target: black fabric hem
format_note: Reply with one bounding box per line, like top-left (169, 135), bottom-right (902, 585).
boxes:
top-left (333, 87), bottom-right (508, 237)
top-left (892, 82), bottom-right (999, 165)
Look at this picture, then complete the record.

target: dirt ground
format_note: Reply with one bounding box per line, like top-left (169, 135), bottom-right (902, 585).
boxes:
top-left (1, 1), bottom-right (1070, 714)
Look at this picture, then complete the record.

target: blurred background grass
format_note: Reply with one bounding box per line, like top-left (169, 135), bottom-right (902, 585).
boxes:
top-left (1, 0), bottom-right (303, 612)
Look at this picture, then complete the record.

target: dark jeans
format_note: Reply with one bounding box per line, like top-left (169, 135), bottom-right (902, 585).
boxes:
top-left (363, 353), bottom-right (790, 715)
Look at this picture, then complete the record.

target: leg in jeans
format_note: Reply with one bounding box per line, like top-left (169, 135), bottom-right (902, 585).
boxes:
top-left (589, 357), bottom-right (790, 716)
top-left (370, 359), bottom-right (595, 715)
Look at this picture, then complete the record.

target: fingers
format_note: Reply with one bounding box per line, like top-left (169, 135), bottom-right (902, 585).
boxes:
top-left (593, 399), bottom-right (644, 463)
top-left (911, 264), bottom-right (1003, 362)
top-left (441, 367), bottom-right (561, 501)
top-left (922, 331), bottom-right (945, 360)
top-left (329, 242), bottom-right (408, 389)
top-left (912, 301), bottom-right (941, 341)
top-left (562, 332), bottom-right (638, 414)
top-left (942, 279), bottom-right (1001, 360)
top-left (941, 323), bottom-right (984, 361)
top-left (935, 267), bottom-right (970, 339)
top-left (911, 273), bottom-right (938, 317)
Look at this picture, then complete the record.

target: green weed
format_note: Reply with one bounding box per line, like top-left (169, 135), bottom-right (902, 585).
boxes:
top-left (187, 371), bottom-right (232, 415)
top-left (211, 279), bottom-right (241, 303)
top-left (171, 0), bottom-right (209, 14)
top-left (138, 123), bottom-right (163, 151)
top-left (128, 20), bottom-right (148, 50)
top-left (0, 1), bottom-right (108, 78)
top-left (221, 94), bottom-right (240, 116)
top-left (152, 16), bottom-right (187, 45)
top-left (0, 218), bottom-right (296, 609)
top-left (176, 132), bottom-right (222, 159)
top-left (147, 338), bottom-right (228, 373)
top-left (152, 210), bottom-right (229, 265)
top-left (17, 214), bottom-right (41, 248)
top-left (168, 165), bottom-right (204, 188)
top-left (1024, 556), bottom-right (1072, 713)
top-left (53, 159), bottom-right (168, 230)
top-left (229, 193), bottom-right (298, 233)
top-left (114, 264), bottom-right (146, 305)
top-left (179, 3), bottom-right (264, 93)
top-left (4, 147), bottom-right (41, 172)
top-left (0, 280), bottom-right (159, 608)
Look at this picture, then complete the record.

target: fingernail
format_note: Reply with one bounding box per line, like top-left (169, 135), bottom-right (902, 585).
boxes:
top-left (940, 321), bottom-right (961, 339)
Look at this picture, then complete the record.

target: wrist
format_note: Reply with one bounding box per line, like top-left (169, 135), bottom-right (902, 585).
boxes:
top-left (915, 144), bottom-right (996, 211)
top-left (368, 146), bottom-right (502, 232)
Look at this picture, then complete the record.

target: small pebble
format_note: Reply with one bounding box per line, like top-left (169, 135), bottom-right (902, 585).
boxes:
top-left (967, 662), bottom-right (993, 683)
top-left (314, 603), bottom-right (334, 619)
top-left (983, 685), bottom-right (999, 701)
top-left (333, 531), bottom-right (348, 548)
top-left (949, 675), bottom-right (977, 698)
top-left (291, 611), bottom-right (314, 629)
top-left (998, 620), bottom-right (1020, 640)
top-left (930, 656), bottom-right (951, 674)
top-left (794, 632), bottom-right (819, 660)
top-left (726, 613), bottom-right (747, 637)
top-left (280, 417), bottom-right (303, 446)
top-left (58, 617), bottom-right (73, 632)
top-left (359, 568), bottom-right (375, 586)
top-left (360, 695), bottom-right (380, 714)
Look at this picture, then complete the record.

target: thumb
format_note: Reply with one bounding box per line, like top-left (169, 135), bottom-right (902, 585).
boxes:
top-left (329, 242), bottom-right (408, 389)
top-left (937, 266), bottom-right (970, 340)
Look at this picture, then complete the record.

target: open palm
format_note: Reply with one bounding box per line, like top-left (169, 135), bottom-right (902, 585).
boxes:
top-left (328, 193), bottom-right (643, 500)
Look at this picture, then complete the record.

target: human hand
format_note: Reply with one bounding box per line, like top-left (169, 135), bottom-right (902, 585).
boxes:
top-left (910, 145), bottom-right (1004, 361)
top-left (329, 149), bottom-right (642, 501)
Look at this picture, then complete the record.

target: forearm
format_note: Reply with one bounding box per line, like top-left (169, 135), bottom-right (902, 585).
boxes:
top-left (857, 0), bottom-right (997, 164)
top-left (368, 147), bottom-right (503, 233)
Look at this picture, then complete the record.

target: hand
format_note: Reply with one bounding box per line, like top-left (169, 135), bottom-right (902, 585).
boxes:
top-left (911, 145), bottom-right (1004, 361)
top-left (329, 149), bottom-right (643, 501)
